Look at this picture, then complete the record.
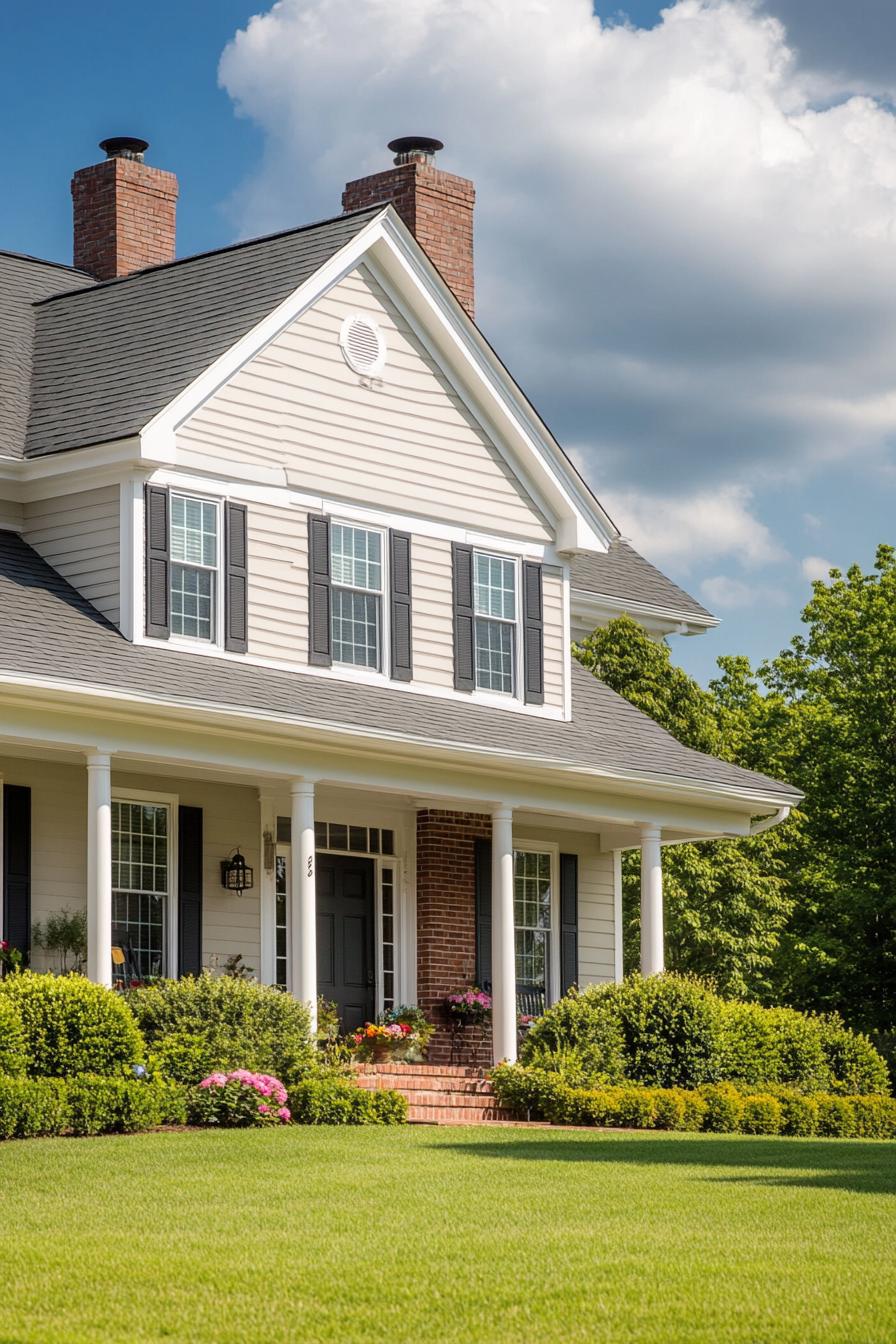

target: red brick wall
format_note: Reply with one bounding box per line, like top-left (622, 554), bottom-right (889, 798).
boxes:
top-left (71, 157), bottom-right (178, 279)
top-left (343, 163), bottom-right (475, 318)
top-left (416, 809), bottom-right (492, 1065)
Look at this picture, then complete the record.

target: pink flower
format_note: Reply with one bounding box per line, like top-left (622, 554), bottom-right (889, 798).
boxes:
top-left (277, 1107), bottom-right (291, 1122)
top-left (258, 1103), bottom-right (270, 1114)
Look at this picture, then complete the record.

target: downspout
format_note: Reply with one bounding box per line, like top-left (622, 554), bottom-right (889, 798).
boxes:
top-left (749, 804), bottom-right (791, 836)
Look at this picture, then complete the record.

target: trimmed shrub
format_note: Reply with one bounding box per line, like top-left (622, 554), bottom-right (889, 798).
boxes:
top-left (490, 1063), bottom-right (565, 1120)
top-left (652, 1089), bottom-right (687, 1131)
top-left (128, 975), bottom-right (315, 1087)
top-left (0, 972), bottom-right (144, 1077)
top-left (852, 1095), bottom-right (896, 1140)
top-left (66, 1076), bottom-right (185, 1136)
top-left (0, 1077), bottom-right (68, 1138)
top-left (700, 1084), bottom-right (744, 1133)
top-left (740, 1094), bottom-right (783, 1135)
top-left (520, 990), bottom-right (626, 1086)
top-left (289, 1075), bottom-right (407, 1125)
top-left (780, 1093), bottom-right (818, 1137)
top-left (816, 1017), bottom-right (891, 1096)
top-left (816, 1096), bottom-right (857, 1138)
top-left (0, 996), bottom-right (27, 1077)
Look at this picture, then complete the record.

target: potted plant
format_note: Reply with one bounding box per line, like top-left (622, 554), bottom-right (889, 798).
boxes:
top-left (350, 1006), bottom-right (434, 1063)
top-left (444, 987), bottom-right (492, 1025)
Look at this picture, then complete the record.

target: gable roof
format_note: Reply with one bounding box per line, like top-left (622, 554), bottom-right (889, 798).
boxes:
top-left (0, 252), bottom-right (94, 460)
top-left (0, 530), bottom-right (798, 805)
top-left (25, 208), bottom-right (382, 458)
top-left (571, 539), bottom-right (715, 624)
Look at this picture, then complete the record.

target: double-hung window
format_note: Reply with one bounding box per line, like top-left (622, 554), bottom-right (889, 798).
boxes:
top-left (330, 523), bottom-right (384, 670)
top-left (473, 551), bottom-right (517, 694)
top-left (514, 849), bottom-right (553, 1002)
top-left (170, 495), bottom-right (219, 641)
top-left (111, 800), bottom-right (170, 980)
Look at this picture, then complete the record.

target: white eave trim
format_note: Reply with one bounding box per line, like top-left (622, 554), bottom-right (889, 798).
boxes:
top-left (570, 587), bottom-right (719, 635)
top-left (137, 208), bottom-right (617, 556)
top-left (0, 670), bottom-right (802, 815)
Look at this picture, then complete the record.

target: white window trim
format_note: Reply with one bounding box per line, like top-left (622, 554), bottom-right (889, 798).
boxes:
top-left (111, 788), bottom-right (179, 979)
top-left (330, 518), bottom-right (390, 676)
top-left (167, 491), bottom-right (224, 652)
top-left (472, 547), bottom-right (522, 700)
top-left (513, 839), bottom-right (560, 1006)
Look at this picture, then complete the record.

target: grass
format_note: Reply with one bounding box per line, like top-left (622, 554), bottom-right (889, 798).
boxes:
top-left (1, 1127), bottom-right (894, 1344)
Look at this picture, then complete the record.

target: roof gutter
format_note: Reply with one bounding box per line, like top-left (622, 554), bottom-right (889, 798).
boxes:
top-left (749, 804), bottom-right (792, 835)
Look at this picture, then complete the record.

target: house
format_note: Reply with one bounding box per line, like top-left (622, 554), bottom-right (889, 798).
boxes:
top-left (0, 134), bottom-right (799, 1064)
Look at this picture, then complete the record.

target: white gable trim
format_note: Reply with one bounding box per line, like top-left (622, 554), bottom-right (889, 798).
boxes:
top-left (138, 209), bottom-right (616, 555)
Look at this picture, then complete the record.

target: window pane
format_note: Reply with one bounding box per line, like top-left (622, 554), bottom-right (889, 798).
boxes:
top-left (332, 589), bottom-right (380, 668)
top-left (112, 801), bottom-right (169, 980)
top-left (275, 855), bottom-right (287, 989)
top-left (171, 496), bottom-right (217, 567)
top-left (171, 564), bottom-right (214, 640)
top-left (474, 553), bottom-right (515, 620)
top-left (331, 524), bottom-right (382, 591)
top-left (328, 823), bottom-right (348, 851)
top-left (515, 928), bottom-right (548, 991)
top-left (474, 618), bottom-right (513, 693)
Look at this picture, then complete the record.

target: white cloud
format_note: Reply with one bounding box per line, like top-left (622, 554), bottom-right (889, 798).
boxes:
top-left (594, 481), bottom-right (787, 569)
top-left (218, 0), bottom-right (896, 593)
top-left (700, 575), bottom-right (757, 607)
top-left (801, 554), bottom-right (834, 581)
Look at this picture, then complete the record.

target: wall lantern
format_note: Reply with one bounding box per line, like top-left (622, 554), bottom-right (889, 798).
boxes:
top-left (221, 848), bottom-right (254, 893)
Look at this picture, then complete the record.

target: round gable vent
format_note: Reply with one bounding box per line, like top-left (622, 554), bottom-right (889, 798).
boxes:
top-left (339, 314), bottom-right (386, 376)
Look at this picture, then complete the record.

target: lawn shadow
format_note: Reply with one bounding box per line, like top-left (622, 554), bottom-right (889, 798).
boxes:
top-left (434, 1134), bottom-right (896, 1197)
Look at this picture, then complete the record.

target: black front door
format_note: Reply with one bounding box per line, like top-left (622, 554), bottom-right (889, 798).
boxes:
top-left (316, 854), bottom-right (376, 1033)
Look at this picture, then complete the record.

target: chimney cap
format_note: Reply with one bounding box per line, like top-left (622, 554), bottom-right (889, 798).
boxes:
top-left (388, 136), bottom-right (444, 166)
top-left (99, 136), bottom-right (150, 162)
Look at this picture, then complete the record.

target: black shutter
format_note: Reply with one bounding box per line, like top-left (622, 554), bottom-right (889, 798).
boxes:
top-left (178, 806), bottom-right (203, 977)
top-left (474, 837), bottom-right (492, 990)
top-left (224, 502), bottom-right (248, 653)
top-left (144, 484), bottom-right (170, 640)
top-left (308, 514), bottom-right (332, 667)
top-left (452, 543), bottom-right (475, 692)
top-left (3, 785), bottom-right (31, 956)
top-left (559, 852), bottom-right (578, 997)
top-left (389, 530), bottom-right (413, 682)
top-left (522, 561), bottom-right (544, 706)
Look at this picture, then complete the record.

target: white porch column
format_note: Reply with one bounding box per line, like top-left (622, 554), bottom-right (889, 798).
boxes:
top-left (290, 779), bottom-right (317, 1035)
top-left (640, 823), bottom-right (664, 977)
top-left (86, 752), bottom-right (113, 987)
top-left (491, 806), bottom-right (517, 1065)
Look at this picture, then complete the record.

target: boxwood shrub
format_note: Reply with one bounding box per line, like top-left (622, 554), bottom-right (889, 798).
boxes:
top-left (0, 995), bottom-right (27, 1077)
top-left (0, 1075), bottom-right (186, 1140)
top-left (0, 972), bottom-right (145, 1077)
top-left (127, 974), bottom-right (316, 1087)
top-left (289, 1075), bottom-right (407, 1125)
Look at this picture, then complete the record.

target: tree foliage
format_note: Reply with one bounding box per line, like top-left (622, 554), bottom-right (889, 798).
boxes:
top-left (573, 547), bottom-right (896, 1034)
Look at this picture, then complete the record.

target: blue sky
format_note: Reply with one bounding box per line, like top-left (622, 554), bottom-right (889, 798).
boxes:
top-left (4, 2), bottom-right (895, 685)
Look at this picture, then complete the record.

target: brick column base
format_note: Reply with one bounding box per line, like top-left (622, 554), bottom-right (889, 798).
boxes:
top-left (416, 809), bottom-right (493, 1067)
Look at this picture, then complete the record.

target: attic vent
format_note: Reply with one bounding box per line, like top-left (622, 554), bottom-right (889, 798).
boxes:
top-left (339, 314), bottom-right (386, 376)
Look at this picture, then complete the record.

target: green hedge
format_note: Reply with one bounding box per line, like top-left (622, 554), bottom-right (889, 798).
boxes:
top-left (0, 1075), bottom-right (186, 1140)
top-left (288, 1075), bottom-right (407, 1125)
top-left (0, 995), bottom-right (27, 1077)
top-left (127, 975), bottom-right (316, 1087)
top-left (490, 1065), bottom-right (896, 1139)
top-left (520, 975), bottom-right (890, 1095)
top-left (0, 972), bottom-right (145, 1077)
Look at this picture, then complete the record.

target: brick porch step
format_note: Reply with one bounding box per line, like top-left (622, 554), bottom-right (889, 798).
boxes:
top-left (354, 1062), bottom-right (516, 1125)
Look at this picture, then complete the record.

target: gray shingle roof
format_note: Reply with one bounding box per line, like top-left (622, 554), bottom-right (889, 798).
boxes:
top-left (0, 252), bottom-right (94, 459)
top-left (25, 208), bottom-right (382, 458)
top-left (571, 539), bottom-right (714, 622)
top-left (0, 531), bottom-right (798, 803)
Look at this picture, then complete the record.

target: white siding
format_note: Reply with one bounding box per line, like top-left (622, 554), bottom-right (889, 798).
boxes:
top-left (0, 498), bottom-right (23, 533)
top-left (23, 485), bottom-right (120, 625)
top-left (246, 499), bottom-right (308, 666)
top-left (542, 568), bottom-right (565, 711)
top-left (179, 265), bottom-right (552, 542)
top-left (3, 759), bottom-right (260, 973)
top-left (410, 533), bottom-right (455, 689)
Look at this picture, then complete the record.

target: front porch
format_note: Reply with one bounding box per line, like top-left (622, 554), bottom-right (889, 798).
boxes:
top-left (0, 744), bottom-right (696, 1064)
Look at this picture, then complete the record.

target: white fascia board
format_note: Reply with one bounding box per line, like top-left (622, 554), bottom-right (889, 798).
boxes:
top-left (137, 209), bottom-right (615, 554)
top-left (0, 670), bottom-right (800, 816)
top-left (0, 438), bottom-right (143, 502)
top-left (570, 589), bottom-right (719, 637)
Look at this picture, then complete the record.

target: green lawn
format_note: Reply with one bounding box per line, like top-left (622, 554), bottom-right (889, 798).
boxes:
top-left (1, 1127), bottom-right (894, 1344)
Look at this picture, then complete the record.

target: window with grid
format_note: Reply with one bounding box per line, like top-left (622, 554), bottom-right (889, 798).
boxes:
top-left (473, 552), bottom-right (517, 694)
top-left (514, 849), bottom-right (552, 996)
top-left (275, 855), bottom-right (288, 989)
top-left (330, 523), bottom-right (383, 669)
top-left (112, 801), bottom-right (169, 980)
top-left (170, 495), bottom-right (219, 641)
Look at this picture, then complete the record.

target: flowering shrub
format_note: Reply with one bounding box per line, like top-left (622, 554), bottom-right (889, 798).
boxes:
top-left (445, 988), bottom-right (491, 1026)
top-left (190, 1069), bottom-right (291, 1127)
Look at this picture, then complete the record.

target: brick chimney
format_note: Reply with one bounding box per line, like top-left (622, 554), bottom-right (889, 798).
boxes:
top-left (71, 137), bottom-right (178, 281)
top-left (343, 137), bottom-right (475, 318)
